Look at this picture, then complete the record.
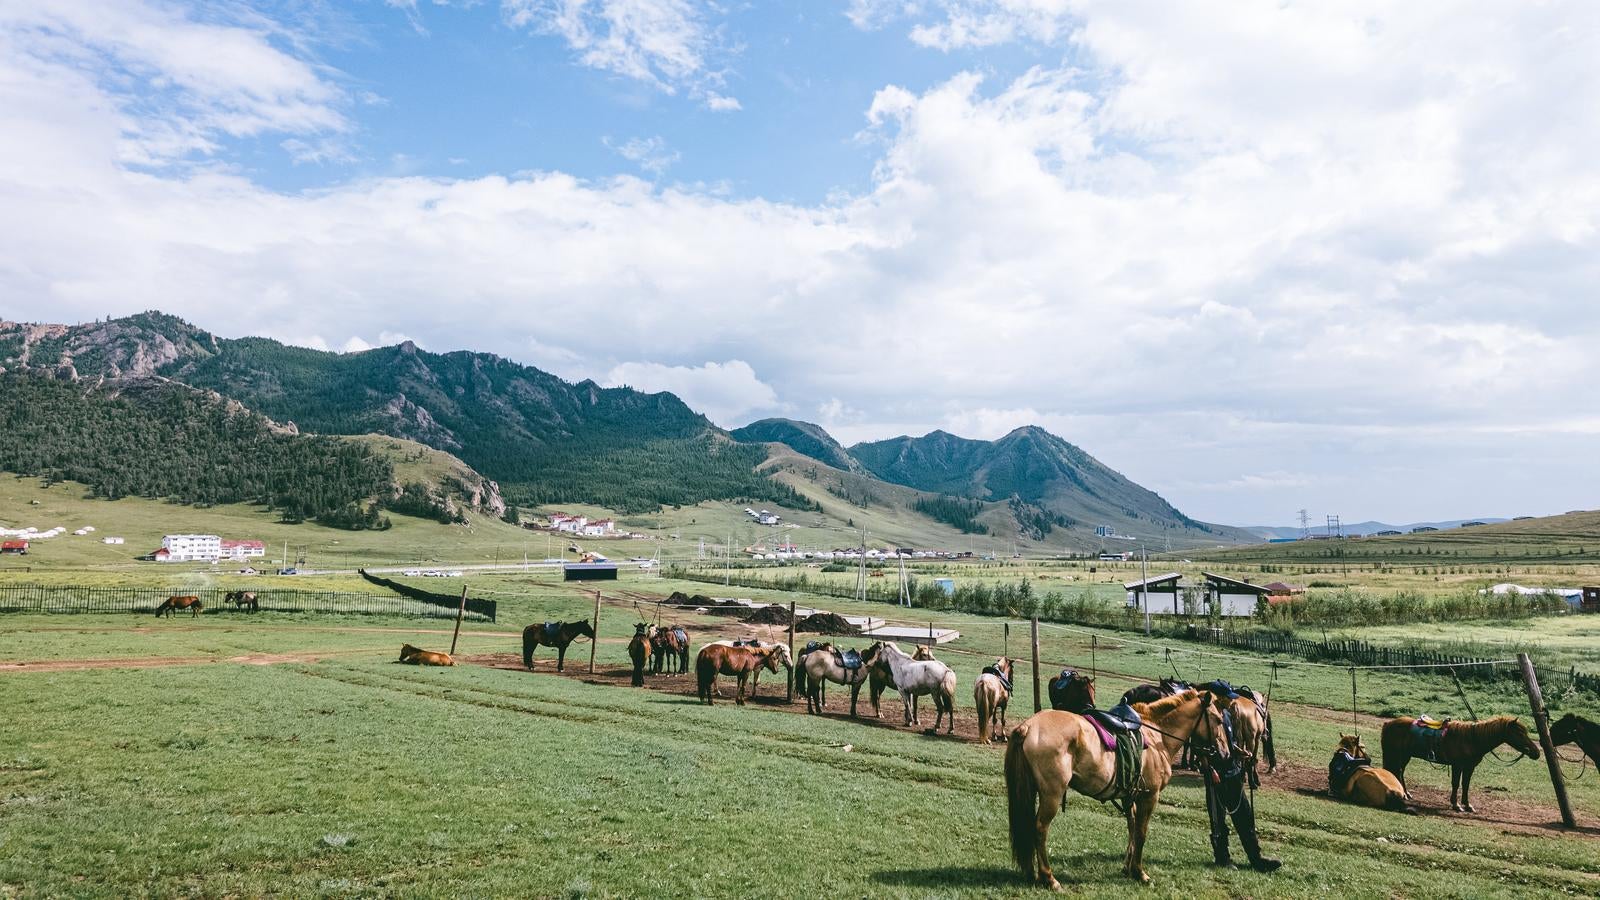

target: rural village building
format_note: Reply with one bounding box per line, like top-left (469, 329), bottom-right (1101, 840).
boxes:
top-left (220, 539), bottom-right (267, 560)
top-left (1202, 572), bottom-right (1270, 617)
top-left (1124, 572), bottom-right (1184, 615)
top-left (1, 540), bottom-right (27, 554)
top-left (154, 535), bottom-right (264, 562)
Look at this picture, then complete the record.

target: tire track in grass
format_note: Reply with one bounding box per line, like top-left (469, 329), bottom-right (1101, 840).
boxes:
top-left (287, 662), bottom-right (1600, 893)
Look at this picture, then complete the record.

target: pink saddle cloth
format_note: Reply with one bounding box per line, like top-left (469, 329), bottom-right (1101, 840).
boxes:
top-left (1085, 715), bottom-right (1118, 751)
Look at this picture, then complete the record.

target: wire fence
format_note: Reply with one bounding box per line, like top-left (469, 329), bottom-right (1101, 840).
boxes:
top-left (0, 583), bottom-right (494, 621)
top-left (357, 571), bottom-right (497, 621)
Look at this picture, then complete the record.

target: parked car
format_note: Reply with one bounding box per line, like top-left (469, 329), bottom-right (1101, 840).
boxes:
top-left (278, 567), bottom-right (299, 576)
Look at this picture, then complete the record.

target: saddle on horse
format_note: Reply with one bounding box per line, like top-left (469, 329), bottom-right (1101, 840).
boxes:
top-left (838, 648), bottom-right (863, 670)
top-left (1047, 669), bottom-right (1088, 712)
top-left (1327, 749), bottom-right (1371, 798)
top-left (1085, 702), bottom-right (1146, 811)
top-left (1410, 716), bottom-right (1451, 761)
top-left (1202, 679), bottom-right (1241, 700)
top-left (981, 664), bottom-right (1012, 693)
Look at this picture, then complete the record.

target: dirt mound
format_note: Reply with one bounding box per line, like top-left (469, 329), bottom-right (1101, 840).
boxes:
top-left (796, 613), bottom-right (860, 635)
top-left (743, 605), bottom-right (793, 626)
top-left (664, 591), bottom-right (720, 608)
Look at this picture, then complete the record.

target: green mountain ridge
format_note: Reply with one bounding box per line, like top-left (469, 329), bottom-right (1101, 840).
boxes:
top-left (729, 418), bottom-right (861, 472)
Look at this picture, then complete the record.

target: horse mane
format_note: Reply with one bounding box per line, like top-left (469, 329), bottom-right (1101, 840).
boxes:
top-left (1135, 688), bottom-right (1195, 718)
top-left (1447, 715), bottom-right (1522, 739)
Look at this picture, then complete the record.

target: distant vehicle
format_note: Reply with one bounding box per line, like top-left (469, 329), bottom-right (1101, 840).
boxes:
top-left (422, 570), bottom-right (442, 577)
top-left (444, 571), bottom-right (463, 577)
top-left (403, 570), bottom-right (422, 577)
top-left (277, 567), bottom-right (299, 576)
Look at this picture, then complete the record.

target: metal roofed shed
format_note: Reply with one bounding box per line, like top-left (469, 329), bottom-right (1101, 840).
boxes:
top-left (1123, 572), bottom-right (1183, 615)
top-left (1201, 572), bottom-right (1270, 617)
top-left (563, 562), bottom-right (618, 581)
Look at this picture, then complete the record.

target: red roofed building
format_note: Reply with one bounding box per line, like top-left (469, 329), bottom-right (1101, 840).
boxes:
top-left (220, 540), bottom-right (266, 560)
top-left (1, 540), bottom-right (28, 555)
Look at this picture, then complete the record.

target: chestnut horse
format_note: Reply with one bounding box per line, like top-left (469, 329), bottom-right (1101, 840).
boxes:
top-left (1048, 670), bottom-right (1096, 714)
top-left (154, 595), bottom-right (202, 618)
top-left (1381, 715), bottom-right (1541, 812)
top-left (521, 619), bottom-right (596, 671)
top-left (696, 642), bottom-right (784, 705)
top-left (628, 623), bottom-right (652, 686)
top-left (974, 657), bottom-right (1015, 744)
top-left (707, 639), bottom-right (792, 697)
top-left (1006, 689), bottom-right (1225, 886)
top-left (650, 625), bottom-right (690, 674)
top-left (399, 643), bottom-right (454, 666)
top-left (1330, 734), bottom-right (1409, 811)
top-left (1552, 713), bottom-right (1600, 767)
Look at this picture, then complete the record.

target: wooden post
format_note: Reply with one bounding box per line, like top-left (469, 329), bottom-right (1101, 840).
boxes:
top-left (929, 621), bottom-right (934, 644)
top-left (448, 585), bottom-right (467, 656)
top-left (589, 590), bottom-right (601, 675)
top-left (1031, 617), bottom-right (1042, 713)
top-left (1004, 622), bottom-right (1009, 659)
top-left (787, 601), bottom-right (797, 702)
top-left (1518, 653), bottom-right (1576, 828)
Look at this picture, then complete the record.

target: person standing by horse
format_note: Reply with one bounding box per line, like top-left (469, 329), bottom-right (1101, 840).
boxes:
top-left (1196, 687), bottom-right (1281, 873)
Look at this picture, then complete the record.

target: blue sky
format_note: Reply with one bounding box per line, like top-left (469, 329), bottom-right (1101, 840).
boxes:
top-left (2, 1), bottom-right (1599, 526)
top-left (237, 1), bottom-right (1059, 203)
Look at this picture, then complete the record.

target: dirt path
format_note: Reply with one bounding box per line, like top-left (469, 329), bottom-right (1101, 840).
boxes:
top-left (463, 649), bottom-right (1600, 838)
top-left (0, 647), bottom-right (390, 673)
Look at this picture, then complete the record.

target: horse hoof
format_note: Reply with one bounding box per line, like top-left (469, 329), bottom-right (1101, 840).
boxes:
top-left (1450, 804), bottom-right (1461, 812)
top-left (1463, 804), bottom-right (1475, 813)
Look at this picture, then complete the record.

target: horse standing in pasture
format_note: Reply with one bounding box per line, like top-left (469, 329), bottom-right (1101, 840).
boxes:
top-left (223, 591), bottom-right (259, 612)
top-left (521, 619), bottom-right (595, 671)
top-left (398, 643), bottom-right (454, 666)
top-left (1381, 715), bottom-right (1541, 812)
top-left (974, 657), bottom-right (1015, 744)
top-left (1006, 689), bottom-right (1226, 887)
top-left (862, 640), bottom-right (957, 734)
top-left (649, 625), bottom-right (690, 674)
top-left (1329, 734), bottom-right (1409, 811)
top-left (1119, 677), bottom-right (1188, 706)
top-left (628, 623), bottom-right (652, 686)
top-left (794, 642), bottom-right (871, 716)
top-left (154, 595), bottom-right (202, 618)
top-left (695, 642), bottom-right (785, 706)
top-left (1048, 670), bottom-right (1096, 714)
top-left (1552, 713), bottom-right (1600, 767)
top-left (707, 639), bottom-right (792, 698)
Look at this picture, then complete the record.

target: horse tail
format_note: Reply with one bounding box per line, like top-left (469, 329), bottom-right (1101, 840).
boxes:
top-left (696, 651), bottom-right (714, 703)
top-left (976, 679), bottom-right (993, 743)
top-left (793, 660), bottom-right (809, 700)
top-left (1385, 787), bottom-right (1408, 812)
top-left (1005, 725), bottom-right (1037, 880)
top-left (522, 626), bottom-right (535, 669)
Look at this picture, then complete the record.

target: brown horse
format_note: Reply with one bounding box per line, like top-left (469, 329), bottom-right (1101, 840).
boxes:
top-left (1552, 713), bottom-right (1600, 767)
top-left (1330, 734), bottom-right (1409, 811)
top-left (695, 642), bottom-right (783, 705)
top-left (1381, 715), bottom-right (1541, 812)
top-left (1006, 689), bottom-right (1223, 886)
top-left (649, 625), bottom-right (690, 674)
top-left (975, 657), bottom-right (1015, 744)
top-left (224, 590), bottom-right (258, 612)
top-left (628, 623), bottom-right (652, 686)
top-left (154, 595), bottom-right (202, 618)
top-left (1048, 670), bottom-right (1096, 714)
top-left (521, 619), bottom-right (596, 671)
top-left (707, 639), bottom-right (792, 698)
top-left (399, 643), bottom-right (454, 666)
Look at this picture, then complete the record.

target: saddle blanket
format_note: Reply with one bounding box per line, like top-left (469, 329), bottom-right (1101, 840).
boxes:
top-left (1085, 704), bottom-right (1144, 752)
top-left (672, 628), bottom-right (688, 644)
top-left (981, 665), bottom-right (1012, 693)
top-left (1328, 749), bottom-right (1372, 797)
top-left (1410, 716), bottom-right (1450, 760)
top-left (541, 622), bottom-right (561, 642)
top-left (838, 649), bottom-right (863, 670)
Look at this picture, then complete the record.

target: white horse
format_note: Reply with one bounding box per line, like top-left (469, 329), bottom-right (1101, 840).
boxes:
top-left (708, 638), bottom-right (792, 697)
top-left (863, 640), bottom-right (957, 733)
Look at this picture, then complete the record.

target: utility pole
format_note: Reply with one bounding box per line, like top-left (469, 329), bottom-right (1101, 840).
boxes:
top-left (1140, 542), bottom-right (1150, 637)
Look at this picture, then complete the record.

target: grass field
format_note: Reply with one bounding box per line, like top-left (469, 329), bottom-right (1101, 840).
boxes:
top-left (4, 571), bottom-right (1600, 897)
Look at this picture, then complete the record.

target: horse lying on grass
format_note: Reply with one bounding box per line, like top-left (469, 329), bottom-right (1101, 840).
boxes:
top-left (1329, 734), bottom-right (1410, 812)
top-left (1006, 689), bottom-right (1226, 886)
top-left (154, 596), bottom-right (202, 618)
top-left (398, 644), bottom-right (454, 666)
top-left (1381, 714), bottom-right (1541, 812)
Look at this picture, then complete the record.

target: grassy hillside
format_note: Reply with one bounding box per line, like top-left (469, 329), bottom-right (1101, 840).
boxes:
top-left (1197, 510), bottom-right (1600, 567)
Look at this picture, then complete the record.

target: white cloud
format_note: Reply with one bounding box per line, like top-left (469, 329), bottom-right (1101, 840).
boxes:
top-left (341, 336), bottom-right (373, 353)
top-left (3, 1), bottom-right (1600, 522)
top-left (602, 360), bottom-right (779, 425)
top-left (604, 135), bottom-right (680, 174)
top-left (500, 0), bottom-right (737, 108)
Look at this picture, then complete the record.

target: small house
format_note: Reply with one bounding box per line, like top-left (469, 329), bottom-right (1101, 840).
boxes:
top-left (563, 562), bottom-right (618, 582)
top-left (1124, 573), bottom-right (1183, 616)
top-left (1262, 581), bottom-right (1304, 604)
top-left (1201, 573), bottom-right (1269, 617)
top-left (0, 540), bottom-right (28, 555)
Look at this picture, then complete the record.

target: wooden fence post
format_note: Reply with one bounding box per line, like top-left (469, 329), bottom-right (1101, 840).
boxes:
top-left (589, 590), bottom-right (601, 675)
top-left (787, 601), bottom-right (797, 702)
top-left (1518, 653), bottom-right (1576, 828)
top-left (1031, 617), bottom-right (1042, 713)
top-left (448, 585), bottom-right (467, 656)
